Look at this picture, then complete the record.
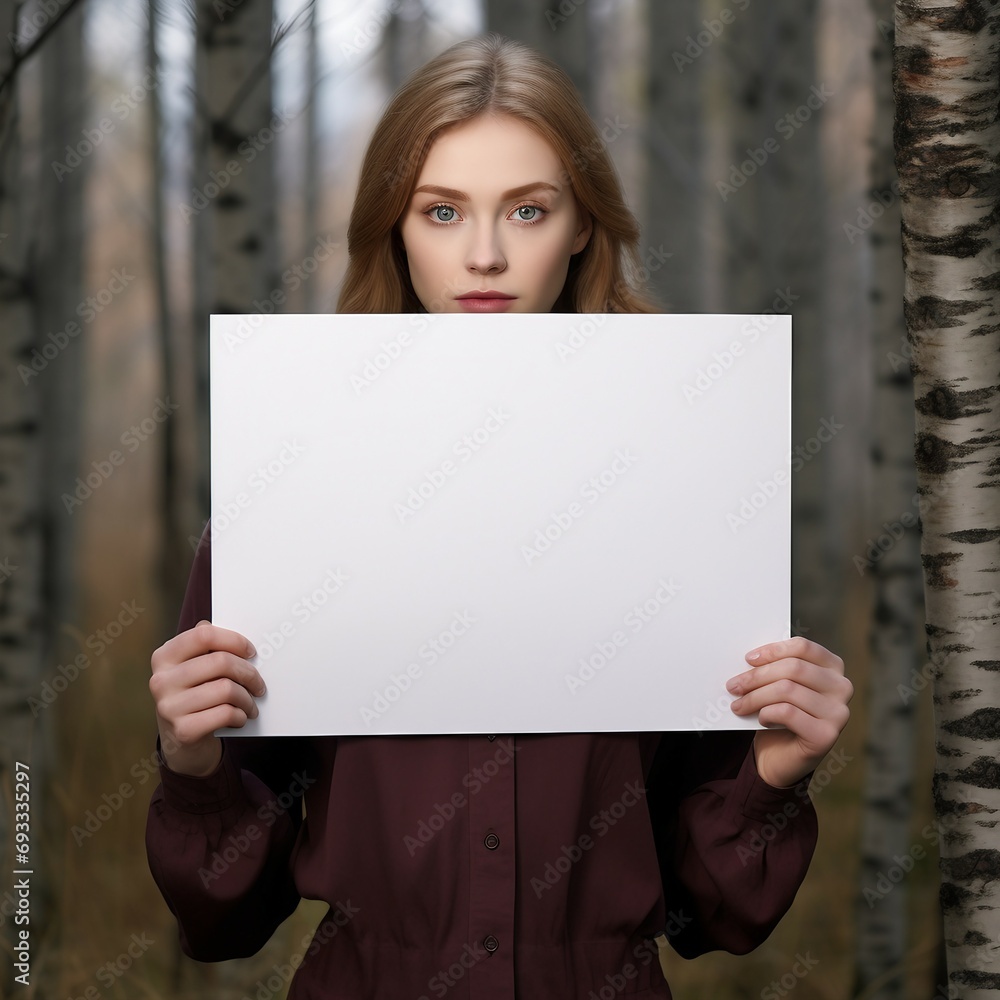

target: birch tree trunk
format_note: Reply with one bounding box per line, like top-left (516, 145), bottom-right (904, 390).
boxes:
top-left (33, 0), bottom-right (86, 938)
top-left (184, 15), bottom-right (276, 970)
top-left (0, 0), bottom-right (45, 975)
top-left (711, 0), bottom-right (830, 641)
top-left (645, 0), bottom-right (703, 312)
top-left (147, 0), bottom-right (185, 634)
top-left (191, 0), bottom-right (276, 525)
top-left (761, 0), bottom-right (830, 646)
top-left (38, 0), bottom-right (85, 641)
top-left (710, 1), bottom-right (765, 312)
top-left (0, 0), bottom-right (85, 969)
top-left (894, 2), bottom-right (1000, 994)
top-left (852, 1), bottom-right (922, 994)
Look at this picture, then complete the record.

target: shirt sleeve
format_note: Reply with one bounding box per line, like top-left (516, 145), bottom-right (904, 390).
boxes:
top-left (144, 522), bottom-right (309, 962)
top-left (645, 729), bottom-right (818, 958)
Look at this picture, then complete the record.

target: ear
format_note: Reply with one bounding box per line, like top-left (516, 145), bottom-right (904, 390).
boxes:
top-left (571, 209), bottom-right (593, 255)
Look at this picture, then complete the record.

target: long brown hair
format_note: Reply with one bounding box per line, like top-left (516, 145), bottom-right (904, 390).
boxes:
top-left (336, 32), bottom-right (663, 314)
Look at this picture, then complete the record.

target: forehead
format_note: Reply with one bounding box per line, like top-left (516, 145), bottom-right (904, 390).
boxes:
top-left (418, 114), bottom-right (565, 184)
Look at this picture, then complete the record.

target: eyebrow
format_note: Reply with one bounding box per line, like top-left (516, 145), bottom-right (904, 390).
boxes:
top-left (412, 181), bottom-right (561, 201)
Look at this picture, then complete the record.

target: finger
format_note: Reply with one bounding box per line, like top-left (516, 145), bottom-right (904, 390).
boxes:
top-left (153, 622), bottom-right (265, 694)
top-left (150, 648), bottom-right (265, 708)
top-left (731, 677), bottom-right (838, 722)
top-left (745, 635), bottom-right (845, 673)
top-left (154, 620), bottom-right (256, 671)
top-left (163, 676), bottom-right (260, 725)
top-left (734, 687), bottom-right (851, 744)
top-left (172, 703), bottom-right (256, 745)
top-left (729, 657), bottom-right (843, 698)
top-left (754, 703), bottom-right (842, 757)
top-left (174, 648), bottom-right (266, 697)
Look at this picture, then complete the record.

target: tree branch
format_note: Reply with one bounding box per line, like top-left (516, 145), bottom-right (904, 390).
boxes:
top-left (0, 0), bottom-right (88, 99)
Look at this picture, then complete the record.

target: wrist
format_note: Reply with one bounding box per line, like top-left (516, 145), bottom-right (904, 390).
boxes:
top-left (752, 735), bottom-right (810, 789)
top-left (159, 735), bottom-right (223, 777)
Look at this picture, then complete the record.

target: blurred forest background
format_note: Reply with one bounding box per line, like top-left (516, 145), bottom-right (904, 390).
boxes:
top-left (0, 0), bottom-right (942, 997)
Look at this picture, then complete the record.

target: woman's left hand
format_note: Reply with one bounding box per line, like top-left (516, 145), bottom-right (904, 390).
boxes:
top-left (727, 635), bottom-right (853, 789)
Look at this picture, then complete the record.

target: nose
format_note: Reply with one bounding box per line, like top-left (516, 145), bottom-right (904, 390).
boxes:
top-left (465, 221), bottom-right (507, 275)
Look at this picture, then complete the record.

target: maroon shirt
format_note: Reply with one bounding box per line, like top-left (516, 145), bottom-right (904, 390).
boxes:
top-left (145, 526), bottom-right (818, 999)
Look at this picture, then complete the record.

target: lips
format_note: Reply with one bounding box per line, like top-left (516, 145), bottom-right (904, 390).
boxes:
top-left (457, 296), bottom-right (515, 312)
top-left (457, 291), bottom-right (516, 299)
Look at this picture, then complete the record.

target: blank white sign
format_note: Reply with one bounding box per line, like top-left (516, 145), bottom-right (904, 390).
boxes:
top-left (209, 312), bottom-right (790, 736)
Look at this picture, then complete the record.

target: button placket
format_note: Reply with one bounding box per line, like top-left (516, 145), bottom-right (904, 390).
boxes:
top-left (467, 735), bottom-right (516, 996)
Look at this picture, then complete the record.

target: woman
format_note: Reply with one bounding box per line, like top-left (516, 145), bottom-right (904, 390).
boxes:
top-left (146, 33), bottom-right (852, 999)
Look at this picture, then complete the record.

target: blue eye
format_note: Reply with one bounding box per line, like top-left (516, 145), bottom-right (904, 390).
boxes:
top-left (424, 202), bottom-right (547, 225)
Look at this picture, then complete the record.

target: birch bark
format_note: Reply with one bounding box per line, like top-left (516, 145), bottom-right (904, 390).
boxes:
top-left (894, 1), bottom-right (1000, 993)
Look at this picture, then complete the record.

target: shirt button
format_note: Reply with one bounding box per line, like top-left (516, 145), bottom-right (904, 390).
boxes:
top-left (484, 935), bottom-right (499, 953)
top-left (484, 832), bottom-right (499, 850)
top-left (487, 735), bottom-right (496, 741)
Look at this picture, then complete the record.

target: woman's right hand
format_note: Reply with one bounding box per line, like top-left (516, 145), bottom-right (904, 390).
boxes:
top-left (149, 619), bottom-right (266, 777)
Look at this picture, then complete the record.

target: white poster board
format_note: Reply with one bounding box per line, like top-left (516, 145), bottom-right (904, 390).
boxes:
top-left (209, 312), bottom-right (791, 736)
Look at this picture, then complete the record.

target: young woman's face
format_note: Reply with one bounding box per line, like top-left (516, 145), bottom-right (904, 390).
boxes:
top-left (398, 113), bottom-right (593, 313)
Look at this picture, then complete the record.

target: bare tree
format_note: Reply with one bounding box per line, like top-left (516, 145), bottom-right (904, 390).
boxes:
top-left (37, 0), bottom-right (85, 647)
top-left (894, 1), bottom-right (1000, 993)
top-left (191, 0), bottom-right (277, 525)
top-left (645, 0), bottom-right (705, 312)
top-left (0, 0), bottom-right (43, 977)
top-left (712, 1), bottom-right (831, 641)
top-left (0, 0), bottom-right (86, 974)
top-left (146, 0), bottom-right (186, 636)
top-left (182, 14), bottom-right (276, 980)
top-left (762, 1), bottom-right (830, 647)
top-left (710, 2), bottom-right (768, 313)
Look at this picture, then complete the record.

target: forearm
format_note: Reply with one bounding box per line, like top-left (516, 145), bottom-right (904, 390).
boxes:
top-left (666, 746), bottom-right (817, 957)
top-left (145, 736), bottom-right (302, 961)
